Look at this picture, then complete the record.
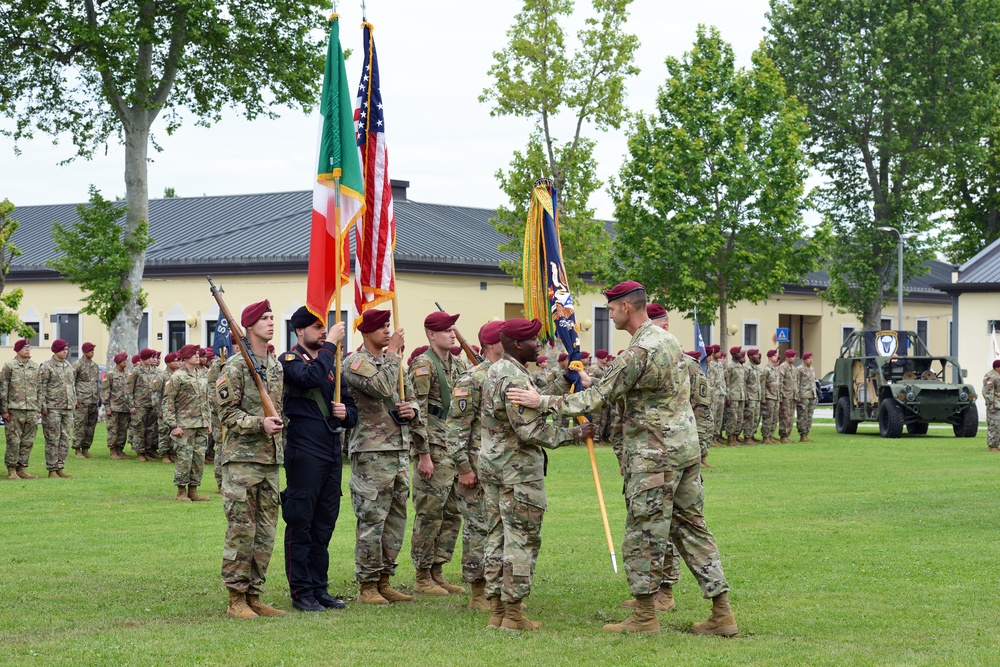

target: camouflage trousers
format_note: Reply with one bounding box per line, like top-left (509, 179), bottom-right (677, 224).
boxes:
top-left (723, 400), bottom-right (744, 438)
top-left (796, 398), bottom-right (817, 436)
top-left (173, 427), bottom-right (208, 487)
top-left (157, 415), bottom-right (173, 457)
top-left (692, 403), bottom-right (714, 460)
top-left (42, 409), bottom-right (73, 471)
top-left (410, 445), bottom-right (461, 570)
top-left (760, 399), bottom-right (779, 440)
top-left (712, 395), bottom-right (725, 438)
top-left (988, 409), bottom-right (1000, 449)
top-left (107, 411), bottom-right (130, 451)
top-left (629, 462), bottom-right (729, 599)
top-left (221, 461), bottom-right (280, 595)
top-left (4, 409), bottom-right (38, 469)
top-left (778, 398), bottom-right (796, 438)
top-left (130, 407), bottom-right (158, 455)
top-left (349, 450), bottom-right (410, 583)
top-left (483, 478), bottom-right (546, 603)
top-left (73, 403), bottom-right (99, 451)
top-left (741, 399), bottom-right (761, 439)
top-left (456, 477), bottom-right (488, 583)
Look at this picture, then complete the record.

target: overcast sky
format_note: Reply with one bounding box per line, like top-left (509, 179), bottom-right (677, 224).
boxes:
top-left (0, 0), bottom-right (772, 218)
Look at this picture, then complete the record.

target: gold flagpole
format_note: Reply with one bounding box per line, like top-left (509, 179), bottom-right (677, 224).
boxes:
top-left (390, 253), bottom-right (404, 400)
top-left (579, 415), bottom-right (617, 572)
top-left (332, 167), bottom-right (343, 403)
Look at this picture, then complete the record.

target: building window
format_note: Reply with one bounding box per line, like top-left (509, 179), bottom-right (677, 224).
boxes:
top-left (205, 320), bottom-right (217, 348)
top-left (743, 321), bottom-right (758, 347)
top-left (138, 312), bottom-right (149, 351)
top-left (841, 325), bottom-right (856, 343)
top-left (880, 317), bottom-right (893, 331)
top-left (167, 321), bottom-right (186, 353)
top-left (916, 318), bottom-right (929, 349)
top-left (594, 307), bottom-right (610, 352)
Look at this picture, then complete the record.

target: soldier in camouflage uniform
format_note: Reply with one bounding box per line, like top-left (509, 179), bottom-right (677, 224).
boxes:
top-left (207, 350), bottom-right (228, 490)
top-left (201, 348), bottom-right (217, 464)
top-left (778, 349), bottom-right (798, 443)
top-left (164, 345), bottom-right (212, 501)
top-left (72, 341), bottom-right (101, 458)
top-left (510, 282), bottom-right (737, 637)
top-left (157, 352), bottom-right (183, 462)
top-left (103, 352), bottom-right (132, 459)
top-left (707, 346), bottom-right (726, 444)
top-left (741, 348), bottom-right (762, 443)
top-left (983, 360), bottom-right (1000, 452)
top-left (216, 300), bottom-right (286, 619)
top-left (760, 350), bottom-right (781, 443)
top-left (344, 308), bottom-right (425, 605)
top-left (478, 318), bottom-right (591, 631)
top-left (724, 347), bottom-right (746, 446)
top-left (2, 338), bottom-right (40, 479)
top-left (407, 311), bottom-right (466, 596)
top-left (39, 338), bottom-right (76, 478)
top-left (796, 352), bottom-right (818, 442)
top-left (445, 320), bottom-right (505, 611)
top-left (129, 348), bottom-right (160, 460)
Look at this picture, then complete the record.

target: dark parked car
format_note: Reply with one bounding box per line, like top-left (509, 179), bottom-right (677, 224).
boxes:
top-left (818, 371), bottom-right (834, 404)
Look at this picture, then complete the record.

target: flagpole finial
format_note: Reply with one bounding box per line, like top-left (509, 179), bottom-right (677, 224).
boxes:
top-left (361, 0), bottom-right (366, 21)
top-left (534, 177), bottom-right (553, 188)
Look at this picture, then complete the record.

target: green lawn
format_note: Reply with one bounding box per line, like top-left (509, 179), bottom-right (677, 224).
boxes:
top-left (3, 424), bottom-right (999, 666)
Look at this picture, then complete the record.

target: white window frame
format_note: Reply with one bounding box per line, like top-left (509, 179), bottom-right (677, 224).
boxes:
top-left (880, 316), bottom-right (895, 331)
top-left (591, 304), bottom-right (612, 353)
top-left (841, 324), bottom-right (857, 344)
top-left (915, 317), bottom-right (930, 350)
top-left (163, 303), bottom-right (189, 351)
top-left (742, 319), bottom-right (760, 348)
top-left (51, 308), bottom-right (84, 359)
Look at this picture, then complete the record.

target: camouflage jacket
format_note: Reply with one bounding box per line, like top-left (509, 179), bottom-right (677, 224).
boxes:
top-left (779, 361), bottom-right (797, 400)
top-left (344, 347), bottom-right (425, 456)
top-left (725, 360), bottom-right (746, 400)
top-left (129, 366), bottom-right (160, 409)
top-left (101, 367), bottom-right (132, 412)
top-left (207, 357), bottom-right (225, 417)
top-left (983, 369), bottom-right (1000, 410)
top-left (744, 362), bottom-right (761, 401)
top-left (73, 357), bottom-right (101, 405)
top-left (164, 366), bottom-right (211, 430)
top-left (39, 357), bottom-right (76, 410)
top-left (446, 360), bottom-right (491, 475)
top-left (152, 368), bottom-right (169, 413)
top-left (479, 354), bottom-right (579, 486)
top-left (530, 369), bottom-right (548, 389)
top-left (539, 321), bottom-right (700, 480)
top-left (797, 364), bottom-right (817, 399)
top-left (707, 359), bottom-right (727, 398)
top-left (682, 354), bottom-right (714, 452)
top-left (0, 357), bottom-right (39, 412)
top-left (409, 348), bottom-right (464, 447)
top-left (216, 350), bottom-right (284, 465)
top-left (761, 363), bottom-right (781, 401)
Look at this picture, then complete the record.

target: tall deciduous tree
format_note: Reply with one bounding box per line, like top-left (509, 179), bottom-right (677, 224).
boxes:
top-left (601, 27), bottom-right (813, 351)
top-left (0, 200), bottom-right (34, 340)
top-left (0, 0), bottom-right (327, 361)
top-left (767, 0), bottom-right (1000, 328)
top-left (480, 0), bottom-right (639, 295)
top-left (942, 119), bottom-right (1000, 264)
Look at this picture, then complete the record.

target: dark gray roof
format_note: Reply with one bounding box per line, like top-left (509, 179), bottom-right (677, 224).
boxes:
top-left (791, 260), bottom-right (953, 301)
top-left (955, 236), bottom-right (1000, 285)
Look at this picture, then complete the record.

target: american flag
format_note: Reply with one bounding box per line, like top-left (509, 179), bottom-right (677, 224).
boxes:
top-left (353, 22), bottom-right (396, 327)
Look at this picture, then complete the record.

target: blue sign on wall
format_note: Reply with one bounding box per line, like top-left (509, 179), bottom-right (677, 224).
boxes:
top-left (775, 327), bottom-right (790, 343)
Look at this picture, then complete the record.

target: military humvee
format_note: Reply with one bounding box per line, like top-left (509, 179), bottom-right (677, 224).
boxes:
top-left (832, 330), bottom-right (978, 438)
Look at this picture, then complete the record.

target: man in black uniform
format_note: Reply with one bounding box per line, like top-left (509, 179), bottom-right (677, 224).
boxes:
top-left (280, 306), bottom-right (358, 612)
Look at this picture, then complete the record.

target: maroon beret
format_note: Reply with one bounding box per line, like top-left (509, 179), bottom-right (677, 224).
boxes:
top-left (537, 356), bottom-right (548, 363)
top-left (766, 349), bottom-right (777, 358)
top-left (602, 280), bottom-right (645, 301)
top-left (13, 339), bottom-right (28, 352)
top-left (581, 351), bottom-right (591, 359)
top-left (558, 353), bottom-right (568, 362)
top-left (358, 309), bottom-right (392, 333)
top-left (646, 303), bottom-right (668, 320)
top-left (500, 318), bottom-right (542, 341)
top-left (131, 354), bottom-right (141, 364)
top-left (51, 339), bottom-right (68, 353)
top-left (409, 345), bottom-right (429, 365)
top-left (596, 349), bottom-right (608, 359)
top-left (425, 311), bottom-right (460, 332)
top-left (163, 352), bottom-right (176, 364)
top-left (202, 349), bottom-right (214, 360)
top-left (785, 349), bottom-right (798, 359)
top-left (994, 360), bottom-right (1000, 369)
top-left (114, 352), bottom-right (128, 364)
top-left (721, 352), bottom-right (727, 359)
top-left (241, 299), bottom-right (271, 328)
top-left (267, 344), bottom-right (275, 353)
top-left (746, 348), bottom-right (759, 356)
top-left (729, 346), bottom-right (742, 356)
top-left (82, 342), bottom-right (95, 353)
top-left (686, 350), bottom-right (702, 360)
top-left (177, 344), bottom-right (199, 360)
top-left (479, 321), bottom-right (503, 346)
top-left (802, 352), bottom-right (813, 360)
top-left (140, 348), bottom-right (155, 360)
top-left (450, 346), bottom-right (462, 356)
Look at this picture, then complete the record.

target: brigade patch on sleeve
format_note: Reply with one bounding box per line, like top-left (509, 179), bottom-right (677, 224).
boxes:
top-left (458, 399), bottom-right (468, 412)
top-left (285, 354), bottom-right (296, 362)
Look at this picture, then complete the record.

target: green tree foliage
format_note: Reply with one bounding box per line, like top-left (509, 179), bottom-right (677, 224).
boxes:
top-left (767, 0), bottom-right (1000, 328)
top-left (162, 187), bottom-right (178, 199)
top-left (601, 27), bottom-right (813, 350)
top-left (942, 120), bottom-right (1000, 264)
top-left (49, 187), bottom-right (152, 328)
top-left (0, 0), bottom-right (327, 358)
top-left (0, 200), bottom-right (35, 339)
top-left (481, 0), bottom-right (639, 295)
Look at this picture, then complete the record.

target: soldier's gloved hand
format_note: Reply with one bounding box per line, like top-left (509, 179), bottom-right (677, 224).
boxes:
top-left (327, 321), bottom-right (347, 346)
top-left (573, 421), bottom-right (595, 442)
top-left (396, 402), bottom-right (415, 420)
top-left (262, 415), bottom-right (284, 435)
top-left (331, 402), bottom-right (347, 419)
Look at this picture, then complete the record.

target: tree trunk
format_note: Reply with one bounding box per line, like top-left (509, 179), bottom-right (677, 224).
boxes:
top-left (861, 303), bottom-right (882, 331)
top-left (105, 117), bottom-right (150, 364)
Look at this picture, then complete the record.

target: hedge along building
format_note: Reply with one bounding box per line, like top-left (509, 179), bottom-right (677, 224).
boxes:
top-left (7, 180), bottom-right (953, 375)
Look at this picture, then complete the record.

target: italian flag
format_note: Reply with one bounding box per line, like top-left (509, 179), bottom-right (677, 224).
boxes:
top-left (307, 14), bottom-right (365, 325)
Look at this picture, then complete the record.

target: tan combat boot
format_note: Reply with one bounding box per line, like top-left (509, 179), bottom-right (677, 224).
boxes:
top-left (691, 592), bottom-right (738, 637)
top-left (701, 459), bottom-right (715, 469)
top-left (74, 449), bottom-right (85, 458)
top-left (136, 453), bottom-right (147, 462)
top-left (188, 485), bottom-right (211, 502)
top-left (801, 435), bottom-right (814, 443)
top-left (604, 594), bottom-right (660, 634)
top-left (486, 595), bottom-right (505, 629)
top-left (176, 486), bottom-right (191, 501)
top-left (500, 600), bottom-right (541, 631)
top-left (779, 436), bottom-right (791, 443)
top-left (413, 569), bottom-right (449, 595)
top-left (56, 470), bottom-right (73, 478)
top-left (622, 586), bottom-right (675, 612)
top-left (990, 447), bottom-right (1000, 453)
top-left (431, 564), bottom-right (465, 594)
top-left (358, 581), bottom-right (389, 605)
top-left (15, 467), bottom-right (37, 479)
top-left (468, 580), bottom-right (490, 611)
top-left (226, 590), bottom-right (258, 619)
top-left (378, 573), bottom-right (414, 602)
top-left (161, 455), bottom-right (172, 464)
top-left (48, 470), bottom-right (59, 478)
top-left (82, 450), bottom-right (92, 458)
top-left (246, 594), bottom-right (286, 617)
top-left (727, 435), bottom-right (737, 447)
top-left (7, 466), bottom-right (19, 480)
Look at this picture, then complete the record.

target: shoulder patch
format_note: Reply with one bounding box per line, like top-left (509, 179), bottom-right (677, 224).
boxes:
top-left (350, 357), bottom-right (364, 371)
top-left (415, 367), bottom-right (431, 377)
top-left (215, 375), bottom-right (227, 387)
top-left (285, 354), bottom-right (296, 361)
top-left (454, 387), bottom-right (469, 397)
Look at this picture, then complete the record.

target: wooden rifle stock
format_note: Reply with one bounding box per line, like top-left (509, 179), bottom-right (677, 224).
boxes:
top-left (435, 301), bottom-right (483, 366)
top-left (207, 276), bottom-right (280, 420)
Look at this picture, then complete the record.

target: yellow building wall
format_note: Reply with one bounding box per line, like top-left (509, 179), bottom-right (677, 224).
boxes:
top-left (956, 291), bottom-right (996, 416)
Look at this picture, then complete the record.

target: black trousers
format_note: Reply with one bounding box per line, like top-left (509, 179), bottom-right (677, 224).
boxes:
top-left (281, 443), bottom-right (342, 600)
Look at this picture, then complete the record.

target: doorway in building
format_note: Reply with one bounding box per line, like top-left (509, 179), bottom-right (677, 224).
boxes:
top-left (51, 313), bottom-right (80, 361)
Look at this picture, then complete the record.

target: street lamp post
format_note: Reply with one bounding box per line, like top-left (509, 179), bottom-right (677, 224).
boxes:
top-left (877, 226), bottom-right (916, 331)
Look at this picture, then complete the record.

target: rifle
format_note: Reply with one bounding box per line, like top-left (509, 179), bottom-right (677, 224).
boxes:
top-left (207, 276), bottom-right (280, 420)
top-left (435, 302), bottom-right (483, 366)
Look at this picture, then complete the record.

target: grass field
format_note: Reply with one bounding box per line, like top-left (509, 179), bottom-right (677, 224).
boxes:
top-left (3, 423), bottom-right (1000, 666)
